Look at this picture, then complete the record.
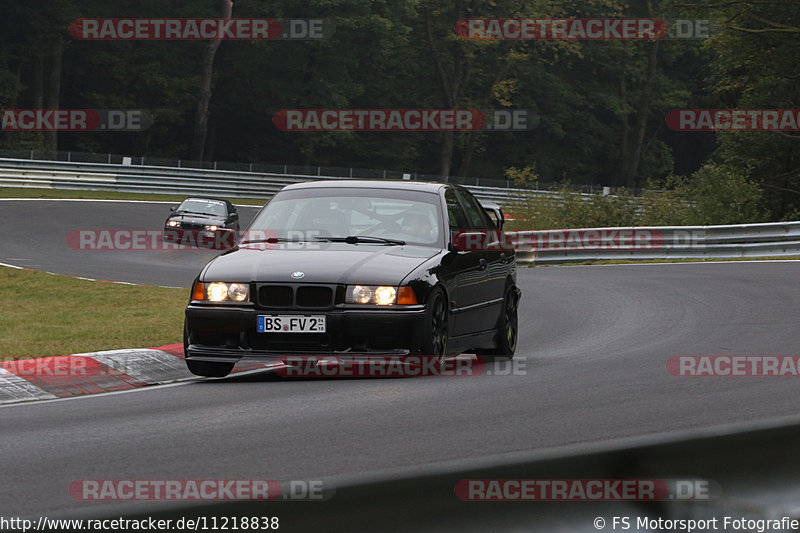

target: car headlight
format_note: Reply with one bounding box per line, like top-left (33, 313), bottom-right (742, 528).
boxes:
top-left (192, 282), bottom-right (249, 302)
top-left (167, 220), bottom-right (180, 227)
top-left (204, 225), bottom-right (218, 231)
top-left (346, 285), bottom-right (401, 305)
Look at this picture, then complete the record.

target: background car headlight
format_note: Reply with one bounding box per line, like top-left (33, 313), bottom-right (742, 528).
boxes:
top-left (204, 225), bottom-right (218, 231)
top-left (199, 282), bottom-right (250, 302)
top-left (167, 220), bottom-right (180, 227)
top-left (346, 285), bottom-right (397, 305)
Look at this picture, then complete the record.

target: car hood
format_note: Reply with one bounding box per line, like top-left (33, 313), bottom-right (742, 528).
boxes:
top-left (202, 244), bottom-right (438, 285)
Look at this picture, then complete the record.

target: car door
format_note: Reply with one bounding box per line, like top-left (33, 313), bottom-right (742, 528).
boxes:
top-left (443, 187), bottom-right (491, 337)
top-left (452, 187), bottom-right (506, 331)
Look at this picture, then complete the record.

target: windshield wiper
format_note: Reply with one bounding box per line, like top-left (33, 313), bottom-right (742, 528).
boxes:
top-left (239, 237), bottom-right (311, 245)
top-left (176, 210), bottom-right (209, 216)
top-left (317, 235), bottom-right (406, 246)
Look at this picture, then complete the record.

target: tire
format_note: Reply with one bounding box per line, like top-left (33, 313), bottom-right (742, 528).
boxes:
top-left (420, 288), bottom-right (449, 363)
top-left (477, 285), bottom-right (519, 361)
top-left (186, 359), bottom-right (234, 378)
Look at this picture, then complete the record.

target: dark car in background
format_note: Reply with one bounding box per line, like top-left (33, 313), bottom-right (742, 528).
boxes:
top-left (163, 197), bottom-right (239, 248)
top-left (184, 180), bottom-right (520, 377)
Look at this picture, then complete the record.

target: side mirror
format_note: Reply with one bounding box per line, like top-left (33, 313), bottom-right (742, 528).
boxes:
top-left (228, 212), bottom-right (238, 221)
top-left (170, 206), bottom-right (177, 213)
top-left (483, 207), bottom-right (504, 230)
top-left (494, 210), bottom-right (504, 230)
top-left (452, 230), bottom-right (489, 252)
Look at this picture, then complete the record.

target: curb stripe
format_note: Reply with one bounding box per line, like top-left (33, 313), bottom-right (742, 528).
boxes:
top-left (1, 356), bottom-right (147, 398)
top-left (88, 349), bottom-right (193, 384)
top-left (0, 368), bottom-right (59, 404)
top-left (1, 343), bottom-right (280, 405)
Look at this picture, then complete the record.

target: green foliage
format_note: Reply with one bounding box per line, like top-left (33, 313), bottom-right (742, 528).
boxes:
top-left (506, 184), bottom-right (638, 230)
top-left (0, 0), bottom-right (796, 222)
top-left (507, 164), bottom-right (765, 229)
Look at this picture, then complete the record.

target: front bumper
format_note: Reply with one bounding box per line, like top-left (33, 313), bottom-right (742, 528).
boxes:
top-left (163, 228), bottom-right (235, 249)
top-left (185, 304), bottom-right (427, 363)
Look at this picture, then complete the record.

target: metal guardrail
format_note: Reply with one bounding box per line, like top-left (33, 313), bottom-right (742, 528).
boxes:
top-left (510, 222), bottom-right (800, 263)
top-left (1, 148), bottom-right (623, 192)
top-left (0, 156), bottom-right (540, 205)
top-left (1, 157), bottom-right (798, 263)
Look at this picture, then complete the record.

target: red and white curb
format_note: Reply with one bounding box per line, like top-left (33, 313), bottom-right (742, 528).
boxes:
top-left (0, 344), bottom-right (277, 405)
top-left (0, 261), bottom-right (181, 288)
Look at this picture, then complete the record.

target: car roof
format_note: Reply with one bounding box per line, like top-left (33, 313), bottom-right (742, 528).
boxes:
top-left (280, 179), bottom-right (449, 194)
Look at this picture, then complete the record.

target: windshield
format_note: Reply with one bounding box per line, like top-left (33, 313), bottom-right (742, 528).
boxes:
top-left (248, 188), bottom-right (442, 246)
top-left (176, 199), bottom-right (226, 217)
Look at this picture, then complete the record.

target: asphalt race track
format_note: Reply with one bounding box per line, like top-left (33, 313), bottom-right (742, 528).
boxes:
top-left (0, 199), bottom-right (263, 287)
top-left (2, 199), bottom-right (800, 521)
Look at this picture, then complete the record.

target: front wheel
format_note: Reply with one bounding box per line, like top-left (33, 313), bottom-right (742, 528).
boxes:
top-left (420, 288), bottom-right (449, 363)
top-left (186, 360), bottom-right (234, 378)
top-left (477, 285), bottom-right (519, 361)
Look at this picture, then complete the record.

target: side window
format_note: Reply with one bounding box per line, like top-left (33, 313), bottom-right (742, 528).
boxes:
top-left (454, 188), bottom-right (494, 230)
top-left (445, 189), bottom-right (470, 231)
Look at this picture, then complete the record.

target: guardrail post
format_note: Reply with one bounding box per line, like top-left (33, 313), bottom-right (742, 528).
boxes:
top-left (178, 160), bottom-right (181, 168)
top-left (349, 168), bottom-right (353, 178)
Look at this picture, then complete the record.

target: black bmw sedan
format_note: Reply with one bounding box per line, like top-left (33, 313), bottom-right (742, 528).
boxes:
top-left (163, 197), bottom-right (240, 248)
top-left (184, 180), bottom-right (520, 377)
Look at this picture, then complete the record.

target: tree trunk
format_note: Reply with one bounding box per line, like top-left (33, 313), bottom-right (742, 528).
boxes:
top-left (33, 54), bottom-right (44, 109)
top-left (45, 45), bottom-right (62, 152)
top-left (424, 3), bottom-right (468, 178)
top-left (439, 131), bottom-right (454, 178)
top-left (625, 39), bottom-right (659, 189)
top-left (619, 44), bottom-right (629, 187)
top-left (191, 0), bottom-right (233, 161)
top-left (622, 0), bottom-right (659, 189)
top-left (457, 133), bottom-right (475, 177)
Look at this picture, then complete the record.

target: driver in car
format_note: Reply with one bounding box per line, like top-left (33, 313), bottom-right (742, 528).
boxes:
top-left (401, 211), bottom-right (437, 243)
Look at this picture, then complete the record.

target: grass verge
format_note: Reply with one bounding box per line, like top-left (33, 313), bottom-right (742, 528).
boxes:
top-left (0, 266), bottom-right (187, 358)
top-left (0, 186), bottom-right (267, 206)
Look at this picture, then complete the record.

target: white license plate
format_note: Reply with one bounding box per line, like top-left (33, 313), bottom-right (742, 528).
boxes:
top-left (257, 315), bottom-right (326, 333)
